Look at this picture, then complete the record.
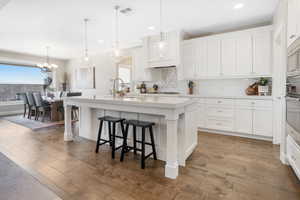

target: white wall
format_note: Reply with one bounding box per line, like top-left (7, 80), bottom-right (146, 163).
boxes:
top-left (0, 50), bottom-right (67, 90)
top-left (66, 52), bottom-right (116, 96)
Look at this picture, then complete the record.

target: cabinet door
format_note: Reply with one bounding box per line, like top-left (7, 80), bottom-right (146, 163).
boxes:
top-left (132, 48), bottom-right (151, 81)
top-left (221, 38), bottom-right (236, 75)
top-left (235, 108), bottom-right (253, 134)
top-left (182, 42), bottom-right (196, 79)
top-left (197, 103), bottom-right (206, 127)
top-left (253, 31), bottom-right (272, 75)
top-left (207, 39), bottom-right (221, 76)
top-left (253, 108), bottom-right (273, 137)
top-left (196, 40), bottom-right (207, 77)
top-left (287, 0), bottom-right (299, 47)
top-left (236, 35), bottom-right (253, 75)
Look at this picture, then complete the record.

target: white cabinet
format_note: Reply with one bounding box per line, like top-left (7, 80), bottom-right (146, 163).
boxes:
top-left (181, 26), bottom-right (272, 79)
top-left (253, 31), bottom-right (272, 76)
top-left (253, 106), bottom-right (273, 137)
top-left (132, 47), bottom-right (152, 82)
top-left (287, 135), bottom-right (300, 180)
top-left (235, 108), bottom-right (253, 134)
top-left (198, 98), bottom-right (273, 139)
top-left (236, 35), bottom-right (253, 75)
top-left (221, 38), bottom-right (236, 75)
top-left (287, 0), bottom-right (300, 47)
top-left (182, 41), bottom-right (197, 79)
top-left (207, 39), bottom-right (221, 76)
top-left (144, 30), bottom-right (181, 68)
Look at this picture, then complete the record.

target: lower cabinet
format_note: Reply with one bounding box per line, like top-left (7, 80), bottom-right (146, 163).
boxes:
top-left (235, 108), bottom-right (253, 134)
top-left (198, 98), bottom-right (273, 139)
top-left (287, 135), bottom-right (300, 180)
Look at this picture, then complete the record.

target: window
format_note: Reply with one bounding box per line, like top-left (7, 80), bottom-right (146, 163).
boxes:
top-left (117, 64), bottom-right (132, 91)
top-left (0, 64), bottom-right (46, 84)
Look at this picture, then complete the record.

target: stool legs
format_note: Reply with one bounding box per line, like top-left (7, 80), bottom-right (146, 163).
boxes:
top-left (95, 120), bottom-right (104, 153)
top-left (111, 122), bottom-right (116, 159)
top-left (120, 123), bottom-right (129, 162)
top-left (149, 126), bottom-right (157, 160)
top-left (141, 127), bottom-right (146, 169)
top-left (133, 126), bottom-right (137, 155)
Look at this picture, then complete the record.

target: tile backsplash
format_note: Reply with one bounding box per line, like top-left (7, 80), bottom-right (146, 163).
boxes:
top-left (135, 68), bottom-right (272, 96)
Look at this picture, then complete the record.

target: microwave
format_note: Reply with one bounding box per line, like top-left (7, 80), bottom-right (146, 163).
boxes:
top-left (287, 38), bottom-right (300, 76)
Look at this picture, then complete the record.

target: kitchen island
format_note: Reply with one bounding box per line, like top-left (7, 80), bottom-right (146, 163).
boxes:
top-left (63, 95), bottom-right (198, 179)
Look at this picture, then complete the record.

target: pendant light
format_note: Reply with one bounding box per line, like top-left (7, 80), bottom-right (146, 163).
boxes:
top-left (113, 5), bottom-right (121, 59)
top-left (158, 0), bottom-right (167, 58)
top-left (37, 46), bottom-right (58, 72)
top-left (83, 18), bottom-right (90, 62)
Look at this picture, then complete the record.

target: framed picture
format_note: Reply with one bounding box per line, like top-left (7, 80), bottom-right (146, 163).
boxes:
top-left (75, 66), bottom-right (95, 89)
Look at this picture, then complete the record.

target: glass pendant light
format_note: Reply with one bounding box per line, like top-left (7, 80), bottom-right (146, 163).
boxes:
top-left (113, 5), bottom-right (122, 60)
top-left (83, 18), bottom-right (90, 62)
top-left (37, 46), bottom-right (58, 72)
top-left (158, 0), bottom-right (167, 58)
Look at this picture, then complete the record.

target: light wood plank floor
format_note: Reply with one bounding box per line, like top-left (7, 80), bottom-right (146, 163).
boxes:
top-left (0, 119), bottom-right (299, 200)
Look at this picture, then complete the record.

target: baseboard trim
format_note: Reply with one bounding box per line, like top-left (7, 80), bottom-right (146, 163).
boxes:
top-left (198, 128), bottom-right (273, 142)
top-left (0, 110), bottom-right (23, 117)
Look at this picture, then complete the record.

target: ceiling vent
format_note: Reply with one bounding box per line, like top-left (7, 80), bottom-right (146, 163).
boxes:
top-left (120, 7), bottom-right (133, 16)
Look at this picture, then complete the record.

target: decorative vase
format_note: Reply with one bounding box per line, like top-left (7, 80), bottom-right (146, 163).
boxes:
top-left (189, 88), bottom-right (193, 95)
top-left (258, 85), bottom-right (269, 96)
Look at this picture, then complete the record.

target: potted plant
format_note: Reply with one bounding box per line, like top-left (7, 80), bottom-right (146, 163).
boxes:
top-left (258, 78), bottom-right (269, 96)
top-left (188, 81), bottom-right (195, 95)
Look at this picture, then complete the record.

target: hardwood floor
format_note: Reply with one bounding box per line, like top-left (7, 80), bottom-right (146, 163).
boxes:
top-left (0, 119), bottom-right (299, 200)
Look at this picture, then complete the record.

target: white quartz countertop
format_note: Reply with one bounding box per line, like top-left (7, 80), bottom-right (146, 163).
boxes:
top-left (129, 93), bottom-right (273, 100)
top-left (64, 95), bottom-right (196, 109)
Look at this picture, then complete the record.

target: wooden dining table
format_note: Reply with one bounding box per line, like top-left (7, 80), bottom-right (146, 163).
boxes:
top-left (44, 98), bottom-right (64, 122)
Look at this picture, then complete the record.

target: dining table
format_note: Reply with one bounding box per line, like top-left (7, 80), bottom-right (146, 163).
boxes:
top-left (44, 98), bottom-right (64, 122)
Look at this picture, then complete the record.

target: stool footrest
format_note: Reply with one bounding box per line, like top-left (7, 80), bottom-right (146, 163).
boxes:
top-left (135, 140), bottom-right (153, 146)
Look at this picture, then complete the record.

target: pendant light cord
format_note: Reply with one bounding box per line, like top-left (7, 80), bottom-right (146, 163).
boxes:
top-left (115, 6), bottom-right (120, 49)
top-left (84, 18), bottom-right (89, 59)
top-left (46, 46), bottom-right (50, 64)
top-left (160, 0), bottom-right (163, 41)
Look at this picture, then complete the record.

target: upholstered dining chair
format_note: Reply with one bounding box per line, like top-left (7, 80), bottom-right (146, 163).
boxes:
top-left (26, 92), bottom-right (37, 119)
top-left (18, 93), bottom-right (29, 118)
top-left (33, 92), bottom-right (51, 122)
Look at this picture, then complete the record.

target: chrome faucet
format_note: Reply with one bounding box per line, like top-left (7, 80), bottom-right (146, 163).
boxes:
top-left (111, 77), bottom-right (125, 97)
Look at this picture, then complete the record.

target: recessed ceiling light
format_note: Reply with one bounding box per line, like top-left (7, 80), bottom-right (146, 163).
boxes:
top-left (148, 26), bottom-right (155, 30)
top-left (98, 40), bottom-right (104, 44)
top-left (234, 3), bottom-right (244, 10)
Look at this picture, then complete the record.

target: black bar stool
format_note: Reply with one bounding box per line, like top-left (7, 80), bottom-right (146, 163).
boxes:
top-left (95, 116), bottom-right (125, 159)
top-left (121, 120), bottom-right (157, 169)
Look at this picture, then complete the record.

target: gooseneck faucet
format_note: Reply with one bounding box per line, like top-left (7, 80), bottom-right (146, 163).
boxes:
top-left (111, 77), bottom-right (124, 97)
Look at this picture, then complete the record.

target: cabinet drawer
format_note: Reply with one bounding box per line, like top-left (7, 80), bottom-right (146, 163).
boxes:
top-left (206, 118), bottom-right (234, 131)
top-left (287, 136), bottom-right (300, 177)
top-left (235, 99), bottom-right (273, 108)
top-left (205, 98), bottom-right (234, 107)
top-left (206, 107), bottom-right (234, 118)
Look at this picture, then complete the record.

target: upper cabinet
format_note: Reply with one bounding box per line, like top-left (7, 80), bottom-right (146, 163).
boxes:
top-left (132, 47), bottom-right (152, 82)
top-left (287, 0), bottom-right (300, 47)
top-left (143, 30), bottom-right (182, 68)
top-left (252, 30), bottom-right (272, 76)
top-left (181, 26), bottom-right (273, 79)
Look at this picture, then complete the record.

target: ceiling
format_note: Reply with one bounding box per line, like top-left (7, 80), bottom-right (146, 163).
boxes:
top-left (0, 0), bottom-right (279, 60)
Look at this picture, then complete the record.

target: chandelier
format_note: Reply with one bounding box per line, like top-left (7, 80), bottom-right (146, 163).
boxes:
top-left (37, 46), bottom-right (58, 72)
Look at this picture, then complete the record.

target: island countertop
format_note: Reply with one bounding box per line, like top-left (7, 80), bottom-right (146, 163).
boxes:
top-left (64, 95), bottom-right (196, 109)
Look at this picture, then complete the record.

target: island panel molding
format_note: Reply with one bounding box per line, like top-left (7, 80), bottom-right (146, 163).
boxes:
top-left (63, 96), bottom-right (198, 179)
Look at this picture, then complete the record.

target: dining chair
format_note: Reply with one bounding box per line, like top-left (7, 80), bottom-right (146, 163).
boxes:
top-left (26, 92), bottom-right (37, 119)
top-left (18, 93), bottom-right (29, 118)
top-left (33, 92), bottom-right (51, 122)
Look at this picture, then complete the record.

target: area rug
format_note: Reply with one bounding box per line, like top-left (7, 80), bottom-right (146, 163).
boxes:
top-left (1, 115), bottom-right (65, 131)
top-left (0, 152), bottom-right (62, 200)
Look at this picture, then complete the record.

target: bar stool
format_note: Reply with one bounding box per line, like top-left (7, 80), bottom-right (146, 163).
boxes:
top-left (95, 116), bottom-right (125, 159)
top-left (120, 120), bottom-right (157, 169)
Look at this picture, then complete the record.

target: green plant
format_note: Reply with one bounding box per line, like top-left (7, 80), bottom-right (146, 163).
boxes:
top-left (258, 78), bottom-right (268, 86)
top-left (188, 81), bottom-right (194, 89)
